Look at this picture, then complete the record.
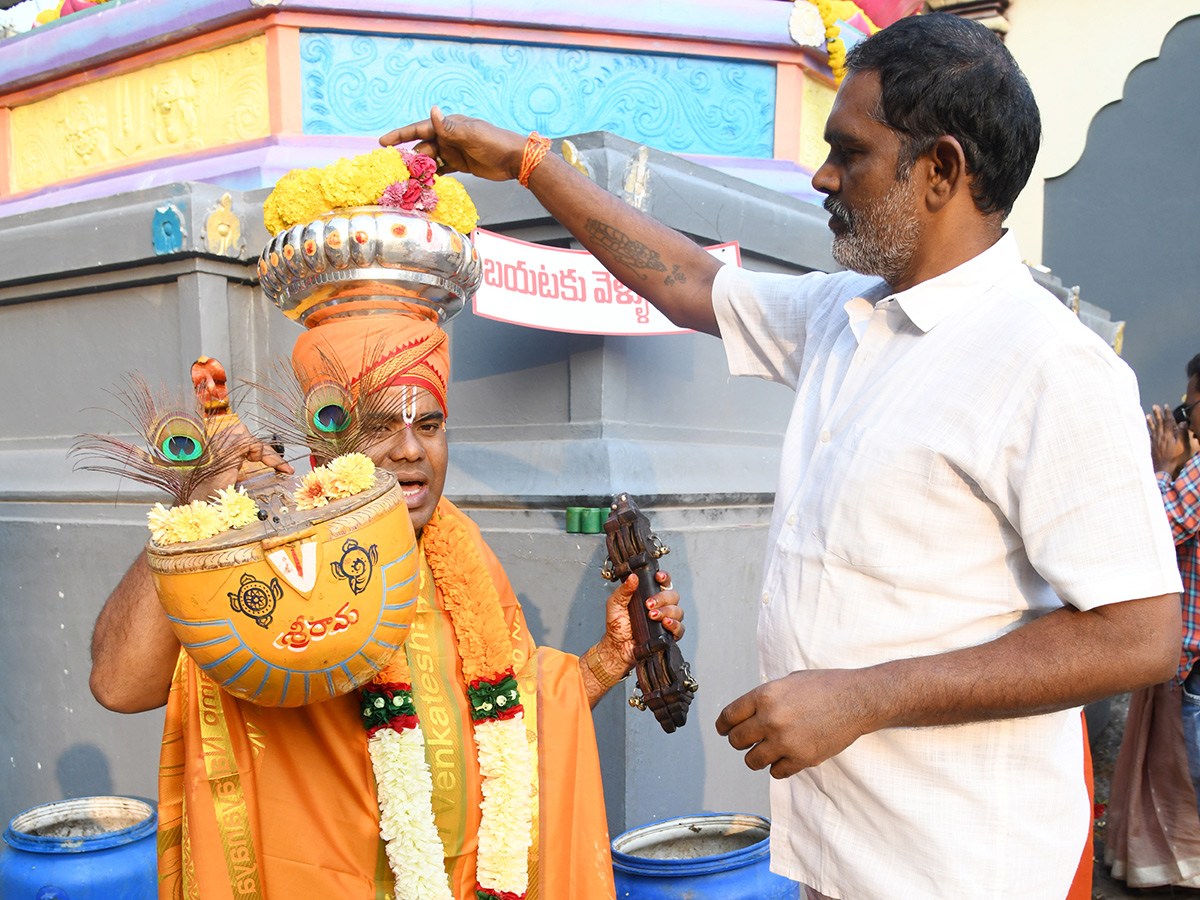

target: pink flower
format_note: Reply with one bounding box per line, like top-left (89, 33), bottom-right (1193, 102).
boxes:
top-left (402, 151), bottom-right (438, 185)
top-left (401, 180), bottom-right (424, 209)
top-left (378, 180), bottom-right (407, 208)
top-left (378, 179), bottom-right (439, 213)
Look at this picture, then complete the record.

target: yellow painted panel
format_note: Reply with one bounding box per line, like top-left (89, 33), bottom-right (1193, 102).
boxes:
top-left (799, 73), bottom-right (836, 174)
top-left (11, 36), bottom-right (269, 193)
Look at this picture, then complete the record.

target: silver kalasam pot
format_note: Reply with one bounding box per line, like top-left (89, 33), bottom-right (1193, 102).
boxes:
top-left (257, 207), bottom-right (482, 326)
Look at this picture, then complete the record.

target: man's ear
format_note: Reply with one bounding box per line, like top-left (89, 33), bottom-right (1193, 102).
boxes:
top-left (925, 135), bottom-right (967, 212)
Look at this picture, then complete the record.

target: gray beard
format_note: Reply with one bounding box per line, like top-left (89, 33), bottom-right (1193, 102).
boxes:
top-left (827, 179), bottom-right (921, 287)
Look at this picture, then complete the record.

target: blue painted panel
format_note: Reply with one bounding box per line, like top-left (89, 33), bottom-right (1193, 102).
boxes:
top-left (301, 33), bottom-right (775, 158)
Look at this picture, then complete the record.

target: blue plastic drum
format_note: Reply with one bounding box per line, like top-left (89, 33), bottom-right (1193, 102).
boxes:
top-left (611, 813), bottom-right (800, 900)
top-left (0, 797), bottom-right (157, 900)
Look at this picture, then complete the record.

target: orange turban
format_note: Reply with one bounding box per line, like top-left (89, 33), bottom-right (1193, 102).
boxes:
top-left (291, 309), bottom-right (450, 415)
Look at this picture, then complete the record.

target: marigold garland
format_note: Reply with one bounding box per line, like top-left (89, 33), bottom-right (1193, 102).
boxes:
top-left (810, 0), bottom-right (879, 86)
top-left (361, 500), bottom-right (533, 900)
top-left (263, 147), bottom-right (480, 237)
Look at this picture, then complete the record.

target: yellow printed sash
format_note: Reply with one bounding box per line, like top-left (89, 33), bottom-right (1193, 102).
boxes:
top-left (195, 673), bottom-right (263, 899)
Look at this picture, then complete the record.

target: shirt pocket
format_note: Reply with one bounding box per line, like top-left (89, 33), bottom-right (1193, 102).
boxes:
top-left (819, 425), bottom-right (935, 569)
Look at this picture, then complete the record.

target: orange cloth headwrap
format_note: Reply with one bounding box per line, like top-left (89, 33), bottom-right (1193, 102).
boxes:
top-left (291, 307), bottom-right (450, 415)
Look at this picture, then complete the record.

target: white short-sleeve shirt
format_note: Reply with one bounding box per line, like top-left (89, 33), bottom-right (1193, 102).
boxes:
top-left (712, 232), bottom-right (1181, 900)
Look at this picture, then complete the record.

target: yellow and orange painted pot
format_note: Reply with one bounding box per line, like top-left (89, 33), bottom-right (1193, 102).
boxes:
top-left (146, 470), bottom-right (418, 706)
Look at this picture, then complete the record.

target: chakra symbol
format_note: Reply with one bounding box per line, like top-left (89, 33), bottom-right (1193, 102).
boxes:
top-left (354, 231), bottom-right (369, 244)
top-left (391, 224), bottom-right (407, 238)
top-left (283, 245), bottom-right (294, 259)
top-left (228, 572), bottom-right (283, 628)
top-left (330, 539), bottom-right (379, 595)
top-left (327, 232), bottom-right (342, 249)
top-left (304, 239), bottom-right (316, 255)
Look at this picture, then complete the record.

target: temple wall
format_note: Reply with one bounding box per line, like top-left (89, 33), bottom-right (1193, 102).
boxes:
top-left (0, 0), bottom-right (837, 218)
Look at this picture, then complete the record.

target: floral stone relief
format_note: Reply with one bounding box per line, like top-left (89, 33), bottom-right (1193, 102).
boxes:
top-left (301, 33), bottom-right (775, 158)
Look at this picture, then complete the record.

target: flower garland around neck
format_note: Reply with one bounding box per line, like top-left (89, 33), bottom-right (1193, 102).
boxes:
top-left (360, 502), bottom-right (533, 900)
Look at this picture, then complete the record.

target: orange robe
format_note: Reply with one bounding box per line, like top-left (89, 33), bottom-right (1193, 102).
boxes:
top-left (1065, 711), bottom-right (1094, 900)
top-left (157, 502), bottom-right (615, 899)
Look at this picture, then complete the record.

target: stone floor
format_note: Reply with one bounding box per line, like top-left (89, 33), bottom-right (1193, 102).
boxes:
top-left (1091, 694), bottom-right (1200, 899)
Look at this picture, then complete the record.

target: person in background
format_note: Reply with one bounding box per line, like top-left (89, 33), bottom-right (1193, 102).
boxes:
top-left (1106, 352), bottom-right (1200, 889)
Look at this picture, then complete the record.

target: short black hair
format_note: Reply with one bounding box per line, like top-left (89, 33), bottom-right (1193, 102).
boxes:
top-left (845, 13), bottom-right (1041, 219)
top-left (1187, 353), bottom-right (1200, 383)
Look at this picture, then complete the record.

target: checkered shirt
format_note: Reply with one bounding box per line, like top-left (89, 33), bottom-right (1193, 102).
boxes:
top-left (1161, 453), bottom-right (1200, 683)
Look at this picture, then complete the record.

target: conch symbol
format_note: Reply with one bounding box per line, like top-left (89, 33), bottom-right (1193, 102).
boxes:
top-left (330, 539), bottom-right (379, 595)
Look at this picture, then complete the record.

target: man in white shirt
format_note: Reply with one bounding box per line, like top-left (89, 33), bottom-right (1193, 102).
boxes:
top-left (383, 13), bottom-right (1183, 899)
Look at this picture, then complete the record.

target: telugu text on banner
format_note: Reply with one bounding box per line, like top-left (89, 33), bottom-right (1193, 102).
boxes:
top-left (471, 230), bottom-right (740, 335)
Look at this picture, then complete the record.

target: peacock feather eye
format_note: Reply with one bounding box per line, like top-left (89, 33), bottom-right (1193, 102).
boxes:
top-left (151, 413), bottom-right (207, 463)
top-left (304, 382), bottom-right (353, 435)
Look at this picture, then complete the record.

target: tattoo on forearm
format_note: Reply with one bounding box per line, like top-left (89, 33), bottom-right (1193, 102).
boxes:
top-left (586, 219), bottom-right (667, 280)
top-left (665, 265), bottom-right (687, 287)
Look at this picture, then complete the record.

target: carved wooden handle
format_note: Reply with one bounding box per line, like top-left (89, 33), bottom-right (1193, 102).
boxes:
top-left (602, 493), bottom-right (697, 733)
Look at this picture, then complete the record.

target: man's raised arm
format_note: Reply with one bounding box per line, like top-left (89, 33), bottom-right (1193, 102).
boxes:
top-left (380, 107), bottom-right (724, 336)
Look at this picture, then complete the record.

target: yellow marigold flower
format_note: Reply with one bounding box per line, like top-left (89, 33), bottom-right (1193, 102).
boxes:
top-left (264, 147), bottom-right (477, 233)
top-left (215, 486), bottom-right (259, 530)
top-left (325, 453), bottom-right (376, 498)
top-left (319, 157), bottom-right (370, 210)
top-left (148, 502), bottom-right (181, 544)
top-left (263, 167), bottom-right (326, 235)
top-left (168, 500), bottom-right (225, 544)
top-left (294, 469), bottom-right (331, 511)
top-left (430, 176), bottom-right (480, 234)
top-left (358, 147), bottom-right (411, 197)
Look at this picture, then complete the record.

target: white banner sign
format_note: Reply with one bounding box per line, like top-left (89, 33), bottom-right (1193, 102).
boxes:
top-left (471, 229), bottom-right (740, 335)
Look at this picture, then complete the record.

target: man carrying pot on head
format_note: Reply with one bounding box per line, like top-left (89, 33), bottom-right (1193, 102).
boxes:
top-left (89, 308), bottom-right (685, 899)
top-left (382, 13), bottom-right (1182, 900)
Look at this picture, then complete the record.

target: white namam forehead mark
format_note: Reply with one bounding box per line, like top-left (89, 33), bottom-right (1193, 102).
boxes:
top-left (362, 386), bottom-right (445, 428)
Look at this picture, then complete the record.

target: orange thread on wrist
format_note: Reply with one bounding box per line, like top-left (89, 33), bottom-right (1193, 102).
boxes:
top-left (518, 132), bottom-right (552, 188)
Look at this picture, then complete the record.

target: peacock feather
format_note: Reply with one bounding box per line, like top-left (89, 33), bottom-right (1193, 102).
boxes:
top-left (71, 374), bottom-right (259, 506)
top-left (249, 337), bottom-right (423, 463)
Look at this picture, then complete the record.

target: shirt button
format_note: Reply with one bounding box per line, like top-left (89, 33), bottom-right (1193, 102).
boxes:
top-left (787, 514), bottom-right (797, 526)
top-left (819, 429), bottom-right (831, 443)
top-left (762, 592), bottom-right (770, 606)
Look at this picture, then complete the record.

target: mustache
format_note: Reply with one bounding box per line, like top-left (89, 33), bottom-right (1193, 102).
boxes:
top-left (823, 196), bottom-right (853, 230)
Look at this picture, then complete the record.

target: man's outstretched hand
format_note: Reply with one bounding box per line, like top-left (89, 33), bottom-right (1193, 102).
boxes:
top-left (379, 106), bottom-right (526, 183)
